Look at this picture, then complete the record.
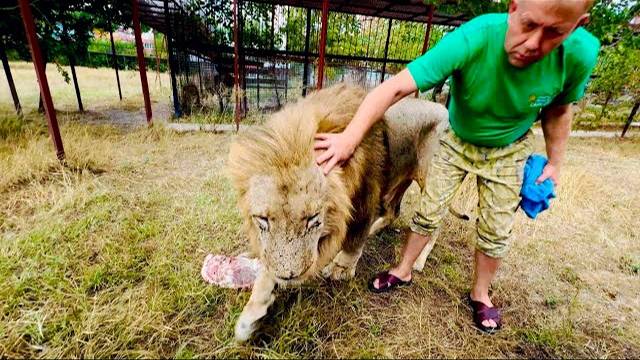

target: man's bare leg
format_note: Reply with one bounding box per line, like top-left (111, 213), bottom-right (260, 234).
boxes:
top-left (470, 249), bottom-right (501, 328)
top-left (373, 231), bottom-right (433, 288)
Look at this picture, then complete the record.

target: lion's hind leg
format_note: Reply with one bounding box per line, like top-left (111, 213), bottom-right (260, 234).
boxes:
top-left (370, 179), bottom-right (413, 236)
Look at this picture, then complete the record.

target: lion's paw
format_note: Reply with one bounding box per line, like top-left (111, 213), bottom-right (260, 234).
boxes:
top-left (234, 315), bottom-right (256, 342)
top-left (321, 260), bottom-right (356, 280)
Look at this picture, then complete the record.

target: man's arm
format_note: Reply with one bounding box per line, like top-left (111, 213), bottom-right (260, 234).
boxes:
top-left (537, 103), bottom-right (573, 185)
top-left (314, 69), bottom-right (418, 174)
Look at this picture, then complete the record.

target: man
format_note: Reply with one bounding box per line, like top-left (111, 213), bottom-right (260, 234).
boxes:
top-left (314, 0), bottom-right (599, 332)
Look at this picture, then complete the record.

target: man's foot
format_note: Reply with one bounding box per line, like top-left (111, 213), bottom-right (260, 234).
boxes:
top-left (369, 269), bottom-right (412, 293)
top-left (468, 293), bottom-right (502, 333)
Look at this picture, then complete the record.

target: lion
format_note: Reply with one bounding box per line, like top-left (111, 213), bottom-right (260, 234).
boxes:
top-left (227, 83), bottom-right (448, 341)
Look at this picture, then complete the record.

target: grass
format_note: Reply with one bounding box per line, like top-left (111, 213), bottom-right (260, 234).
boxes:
top-left (1, 111), bottom-right (639, 358)
top-left (0, 61), bottom-right (170, 116)
top-left (1, 64), bottom-right (639, 357)
top-left (573, 97), bottom-right (637, 131)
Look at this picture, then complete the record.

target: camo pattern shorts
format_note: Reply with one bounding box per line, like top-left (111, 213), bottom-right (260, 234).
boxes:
top-left (410, 128), bottom-right (534, 258)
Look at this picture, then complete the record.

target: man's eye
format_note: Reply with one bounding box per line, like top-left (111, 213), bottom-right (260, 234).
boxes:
top-left (547, 28), bottom-right (564, 37)
top-left (522, 19), bottom-right (536, 30)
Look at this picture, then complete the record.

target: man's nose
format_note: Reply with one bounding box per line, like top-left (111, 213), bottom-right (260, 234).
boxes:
top-left (523, 29), bottom-right (543, 53)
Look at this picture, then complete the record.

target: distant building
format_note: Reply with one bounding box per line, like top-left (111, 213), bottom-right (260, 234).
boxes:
top-left (630, 14), bottom-right (640, 32)
top-left (94, 27), bottom-right (156, 56)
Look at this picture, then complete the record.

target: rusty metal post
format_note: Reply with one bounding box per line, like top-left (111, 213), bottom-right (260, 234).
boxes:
top-left (0, 40), bottom-right (22, 116)
top-left (233, 0), bottom-right (241, 129)
top-left (302, 8), bottom-right (311, 96)
top-left (18, 0), bottom-right (65, 160)
top-left (317, 0), bottom-right (329, 89)
top-left (108, 26), bottom-right (123, 100)
top-left (132, 0), bottom-right (152, 124)
top-left (621, 100), bottom-right (639, 138)
top-left (380, 18), bottom-right (392, 84)
top-left (415, 5), bottom-right (434, 97)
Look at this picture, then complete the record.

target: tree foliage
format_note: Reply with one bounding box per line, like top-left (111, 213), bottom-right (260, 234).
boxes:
top-left (585, 0), bottom-right (639, 119)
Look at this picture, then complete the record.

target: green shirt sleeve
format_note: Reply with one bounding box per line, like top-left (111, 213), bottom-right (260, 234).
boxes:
top-left (407, 24), bottom-right (478, 92)
top-left (551, 30), bottom-right (600, 105)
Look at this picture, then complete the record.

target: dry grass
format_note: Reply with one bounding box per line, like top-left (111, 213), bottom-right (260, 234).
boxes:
top-left (0, 61), bottom-right (170, 115)
top-left (1, 107), bottom-right (639, 358)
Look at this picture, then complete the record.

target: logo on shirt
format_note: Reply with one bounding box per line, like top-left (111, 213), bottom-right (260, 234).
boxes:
top-left (529, 94), bottom-right (552, 108)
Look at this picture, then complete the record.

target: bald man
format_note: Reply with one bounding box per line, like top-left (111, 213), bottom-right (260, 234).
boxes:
top-left (314, 0), bottom-right (599, 332)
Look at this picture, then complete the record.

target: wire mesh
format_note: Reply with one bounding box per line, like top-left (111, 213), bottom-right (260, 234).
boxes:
top-left (152, 0), bottom-right (461, 118)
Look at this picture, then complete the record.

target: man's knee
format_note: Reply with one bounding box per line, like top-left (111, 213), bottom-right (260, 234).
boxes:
top-left (410, 211), bottom-right (443, 236)
top-left (475, 230), bottom-right (510, 258)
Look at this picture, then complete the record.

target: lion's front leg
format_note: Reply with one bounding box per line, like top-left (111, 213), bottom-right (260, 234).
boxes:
top-left (321, 244), bottom-right (365, 280)
top-left (234, 272), bottom-right (276, 342)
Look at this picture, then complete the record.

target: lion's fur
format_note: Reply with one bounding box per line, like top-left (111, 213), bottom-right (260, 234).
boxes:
top-left (228, 84), bottom-right (388, 276)
top-left (228, 83), bottom-right (447, 280)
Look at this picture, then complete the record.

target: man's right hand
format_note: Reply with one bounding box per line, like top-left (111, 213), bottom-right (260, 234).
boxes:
top-left (313, 69), bottom-right (418, 175)
top-left (314, 132), bottom-right (357, 175)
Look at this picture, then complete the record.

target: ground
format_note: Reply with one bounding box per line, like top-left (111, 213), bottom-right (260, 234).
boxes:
top-left (1, 64), bottom-right (639, 358)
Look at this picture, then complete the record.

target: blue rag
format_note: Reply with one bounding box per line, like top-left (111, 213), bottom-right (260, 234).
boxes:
top-left (520, 154), bottom-right (556, 219)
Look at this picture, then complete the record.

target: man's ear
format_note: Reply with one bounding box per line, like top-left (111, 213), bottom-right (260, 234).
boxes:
top-left (576, 14), bottom-right (590, 27)
top-left (508, 0), bottom-right (518, 14)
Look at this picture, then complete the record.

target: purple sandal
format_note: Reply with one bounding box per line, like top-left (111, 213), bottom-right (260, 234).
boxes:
top-left (468, 295), bottom-right (502, 333)
top-left (369, 270), bottom-right (412, 293)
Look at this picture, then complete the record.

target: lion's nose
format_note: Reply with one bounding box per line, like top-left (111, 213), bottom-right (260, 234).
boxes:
top-left (278, 271), bottom-right (300, 280)
top-left (277, 271), bottom-right (297, 280)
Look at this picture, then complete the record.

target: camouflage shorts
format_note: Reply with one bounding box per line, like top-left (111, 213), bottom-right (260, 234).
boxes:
top-left (410, 128), bottom-right (534, 258)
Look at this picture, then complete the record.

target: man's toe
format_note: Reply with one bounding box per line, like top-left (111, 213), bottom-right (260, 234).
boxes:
top-left (482, 319), bottom-right (497, 328)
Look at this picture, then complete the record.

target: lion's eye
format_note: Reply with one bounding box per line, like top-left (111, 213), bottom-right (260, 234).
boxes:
top-left (306, 213), bottom-right (321, 230)
top-left (253, 216), bottom-right (269, 232)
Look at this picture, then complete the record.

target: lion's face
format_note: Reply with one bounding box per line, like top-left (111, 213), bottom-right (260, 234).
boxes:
top-left (247, 165), bottom-right (328, 283)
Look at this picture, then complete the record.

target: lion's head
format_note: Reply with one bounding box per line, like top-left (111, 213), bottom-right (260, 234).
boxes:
top-left (228, 84), bottom-right (364, 284)
top-left (245, 166), bottom-right (329, 281)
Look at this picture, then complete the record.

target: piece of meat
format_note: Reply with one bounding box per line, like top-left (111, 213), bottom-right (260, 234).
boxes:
top-left (201, 254), bottom-right (263, 289)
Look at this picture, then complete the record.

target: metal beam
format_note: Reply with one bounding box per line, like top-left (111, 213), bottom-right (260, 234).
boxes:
top-left (18, 0), bottom-right (65, 160)
top-left (69, 54), bottom-right (84, 112)
top-left (239, 0), bottom-right (248, 115)
top-left (132, 0), bottom-right (153, 124)
top-left (317, 0), bottom-right (329, 89)
top-left (621, 101), bottom-right (639, 138)
top-left (415, 5), bottom-right (434, 98)
top-left (197, 56), bottom-right (203, 94)
top-left (164, 0), bottom-right (182, 118)
top-left (233, 0), bottom-right (241, 129)
top-left (109, 26), bottom-right (123, 101)
top-left (238, 0), bottom-right (249, 118)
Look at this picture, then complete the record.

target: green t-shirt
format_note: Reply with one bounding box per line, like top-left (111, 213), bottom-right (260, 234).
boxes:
top-left (407, 13), bottom-right (600, 147)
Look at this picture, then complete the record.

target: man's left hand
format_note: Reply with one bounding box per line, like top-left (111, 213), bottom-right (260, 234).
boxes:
top-left (536, 163), bottom-right (559, 186)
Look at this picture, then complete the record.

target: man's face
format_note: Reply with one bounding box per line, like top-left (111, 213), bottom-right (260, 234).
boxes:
top-left (505, 0), bottom-right (590, 68)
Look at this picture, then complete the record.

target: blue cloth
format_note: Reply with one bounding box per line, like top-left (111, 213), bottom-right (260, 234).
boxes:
top-left (520, 154), bottom-right (556, 219)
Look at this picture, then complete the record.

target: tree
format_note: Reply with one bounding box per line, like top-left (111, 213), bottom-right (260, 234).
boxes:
top-left (585, 0), bottom-right (640, 121)
top-left (425, 0), bottom-right (508, 17)
top-left (589, 45), bottom-right (640, 121)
